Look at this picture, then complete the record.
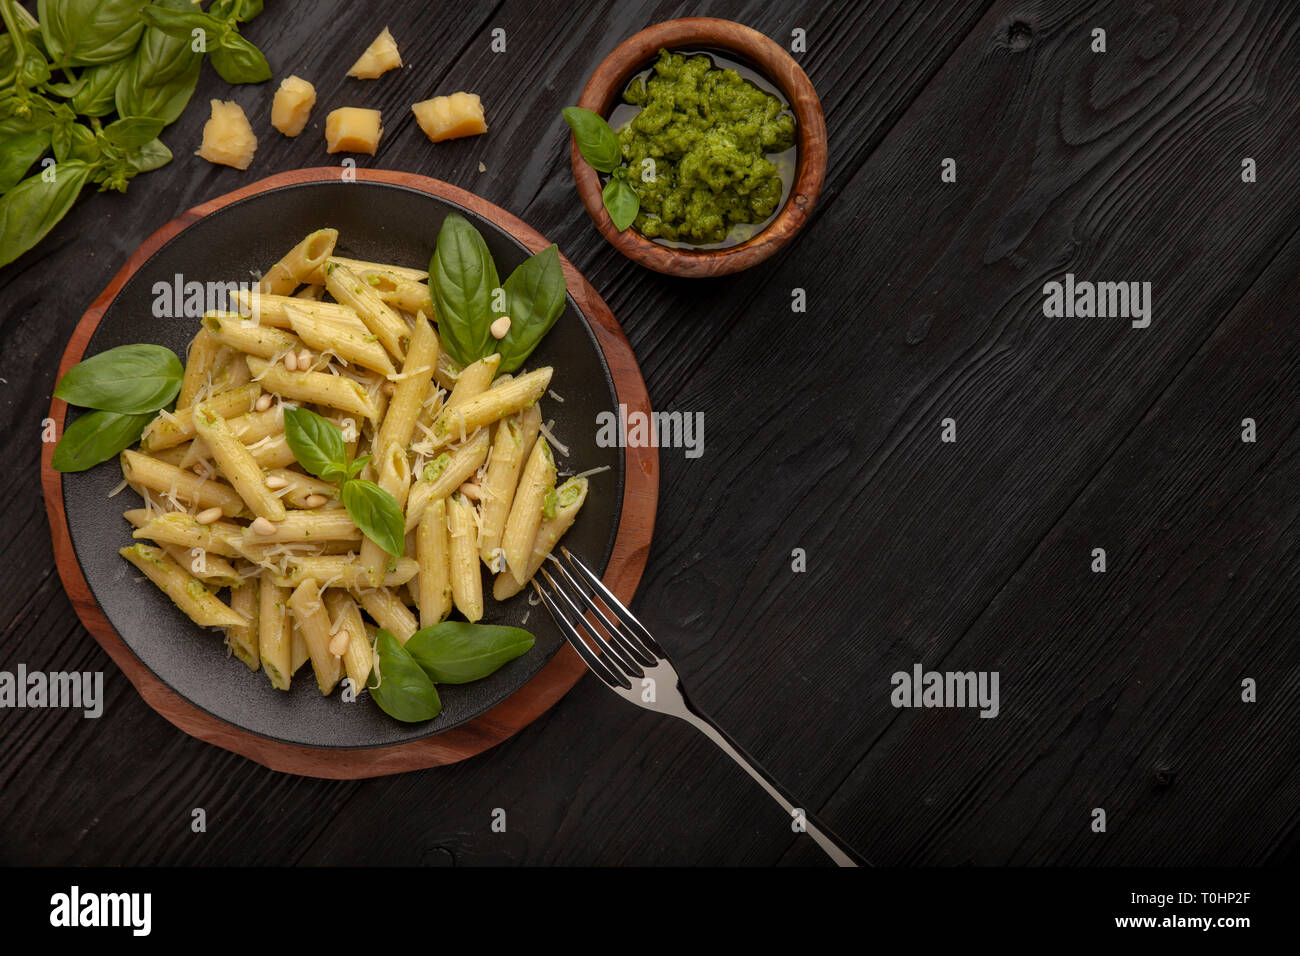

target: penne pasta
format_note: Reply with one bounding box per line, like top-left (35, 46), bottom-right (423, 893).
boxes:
top-left (259, 229), bottom-right (338, 295)
top-left (246, 356), bottom-right (380, 421)
top-left (478, 404), bottom-right (542, 570)
top-left (119, 543), bottom-right (248, 628)
top-left (193, 400), bottom-right (287, 521)
top-left (120, 449), bottom-right (247, 516)
top-left (239, 509), bottom-right (359, 544)
top-left (259, 579), bottom-right (293, 690)
top-left (446, 492), bottom-right (483, 622)
top-left (358, 442), bottom-right (412, 586)
top-left (493, 477), bottom-right (589, 600)
top-left (500, 437), bottom-right (555, 585)
top-left (373, 311), bottom-right (437, 456)
top-left (322, 590), bottom-right (375, 694)
top-left (403, 427), bottom-right (491, 532)
top-left (288, 578), bottom-right (342, 694)
top-left (325, 255), bottom-right (427, 283)
top-left (202, 310), bottom-right (301, 359)
top-left (284, 304), bottom-right (395, 376)
top-left (141, 384), bottom-right (261, 451)
top-left (232, 288), bottom-right (367, 331)
top-left (226, 573), bottom-right (261, 669)
top-left (176, 328), bottom-right (223, 407)
top-left (324, 262), bottom-right (410, 361)
top-left (129, 510), bottom-right (245, 558)
top-left (354, 586), bottom-right (418, 643)
top-left (431, 366), bottom-right (551, 442)
top-left (270, 555), bottom-right (419, 589)
top-left (416, 497), bottom-right (452, 627)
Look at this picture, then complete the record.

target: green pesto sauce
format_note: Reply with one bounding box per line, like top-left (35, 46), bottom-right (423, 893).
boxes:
top-left (617, 49), bottom-right (796, 245)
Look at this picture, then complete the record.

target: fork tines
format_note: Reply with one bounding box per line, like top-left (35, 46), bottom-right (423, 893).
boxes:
top-left (532, 547), bottom-right (663, 689)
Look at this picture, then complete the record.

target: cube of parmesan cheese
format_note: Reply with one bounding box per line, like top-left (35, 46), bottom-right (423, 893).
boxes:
top-left (411, 93), bottom-right (487, 143)
top-left (271, 75), bottom-right (317, 137)
top-left (347, 27), bottom-right (401, 79)
top-left (195, 100), bottom-right (258, 170)
top-left (324, 107), bottom-right (383, 154)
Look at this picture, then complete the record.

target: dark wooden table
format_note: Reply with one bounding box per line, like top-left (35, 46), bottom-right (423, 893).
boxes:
top-left (2, 0), bottom-right (1297, 866)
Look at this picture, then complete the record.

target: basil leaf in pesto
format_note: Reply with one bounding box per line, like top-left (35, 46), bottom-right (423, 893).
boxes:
top-left (282, 406), bottom-right (347, 481)
top-left (368, 629), bottom-right (442, 722)
top-left (53, 343), bottom-right (182, 413)
top-left (602, 177), bottom-right (639, 232)
top-left (430, 213), bottom-right (500, 368)
top-left (495, 243), bottom-right (566, 374)
top-left (561, 106), bottom-right (622, 173)
top-left (51, 409), bottom-right (152, 472)
top-left (342, 479), bottom-right (405, 559)
top-left (405, 622), bottom-right (535, 685)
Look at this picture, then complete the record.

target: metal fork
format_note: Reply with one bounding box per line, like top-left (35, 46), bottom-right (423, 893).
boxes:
top-left (533, 547), bottom-right (866, 867)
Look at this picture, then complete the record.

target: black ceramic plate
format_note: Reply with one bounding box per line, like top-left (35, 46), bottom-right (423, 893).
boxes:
top-left (61, 180), bottom-right (623, 749)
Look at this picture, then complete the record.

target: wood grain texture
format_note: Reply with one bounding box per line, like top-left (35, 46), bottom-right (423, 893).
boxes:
top-left (2, 0), bottom-right (1297, 866)
top-left (38, 168), bottom-right (657, 779)
top-left (572, 17), bottom-right (827, 275)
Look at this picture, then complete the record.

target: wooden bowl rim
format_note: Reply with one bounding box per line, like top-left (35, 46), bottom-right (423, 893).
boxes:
top-left (571, 16), bottom-right (827, 277)
top-left (39, 167), bottom-right (659, 778)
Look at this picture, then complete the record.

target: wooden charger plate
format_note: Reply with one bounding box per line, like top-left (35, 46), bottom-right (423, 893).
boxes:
top-left (40, 168), bottom-right (658, 778)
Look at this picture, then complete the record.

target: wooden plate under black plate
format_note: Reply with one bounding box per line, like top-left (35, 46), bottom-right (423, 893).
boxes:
top-left (40, 169), bottom-right (658, 778)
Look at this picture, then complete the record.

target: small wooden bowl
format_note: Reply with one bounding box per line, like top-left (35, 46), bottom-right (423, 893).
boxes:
top-left (571, 18), bottom-right (827, 277)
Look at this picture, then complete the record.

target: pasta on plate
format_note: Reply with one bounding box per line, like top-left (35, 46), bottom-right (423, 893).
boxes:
top-left (114, 229), bottom-right (600, 700)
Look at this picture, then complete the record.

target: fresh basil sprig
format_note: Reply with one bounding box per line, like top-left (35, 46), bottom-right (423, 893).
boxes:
top-left (429, 216), bottom-right (568, 372)
top-left (53, 342), bottom-right (182, 412)
top-left (430, 213), bottom-right (500, 368)
top-left (404, 622), bottom-right (535, 684)
top-left (0, 0), bottom-right (272, 268)
top-left (562, 106), bottom-right (639, 232)
top-left (496, 243), bottom-right (565, 373)
top-left (283, 407), bottom-right (404, 558)
top-left (368, 629), bottom-right (442, 723)
top-left (52, 409), bottom-right (153, 472)
top-left (50, 342), bottom-right (183, 472)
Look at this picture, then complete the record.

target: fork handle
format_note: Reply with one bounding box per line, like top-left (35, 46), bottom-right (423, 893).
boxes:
top-left (683, 711), bottom-right (866, 867)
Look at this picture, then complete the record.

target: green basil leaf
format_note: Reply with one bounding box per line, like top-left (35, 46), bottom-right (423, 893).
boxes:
top-left (117, 57), bottom-right (198, 127)
top-left (494, 244), bottom-right (566, 374)
top-left (124, 136), bottom-right (171, 173)
top-left (209, 30), bottom-right (270, 84)
top-left (342, 479), bottom-right (405, 559)
top-left (53, 343), bottom-right (182, 413)
top-left (137, 5), bottom-right (223, 42)
top-left (38, 0), bottom-right (150, 67)
top-left (405, 622), bottom-right (535, 684)
top-left (602, 177), bottom-right (640, 232)
top-left (430, 213), bottom-right (500, 368)
top-left (368, 629), bottom-right (441, 723)
top-left (0, 127), bottom-right (50, 193)
top-left (52, 121), bottom-right (96, 163)
top-left (0, 161), bottom-right (91, 268)
top-left (43, 75), bottom-right (85, 98)
top-left (561, 106), bottom-right (622, 173)
top-left (282, 406), bottom-right (347, 480)
top-left (51, 408), bottom-right (152, 472)
top-left (102, 115), bottom-right (165, 149)
top-left (130, 0), bottom-right (202, 88)
top-left (68, 58), bottom-right (130, 115)
top-left (346, 455), bottom-right (370, 480)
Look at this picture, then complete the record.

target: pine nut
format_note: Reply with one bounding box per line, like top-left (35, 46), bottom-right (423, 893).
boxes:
top-left (303, 494), bottom-right (328, 508)
top-left (283, 351), bottom-right (298, 371)
top-left (195, 507), bottom-right (222, 525)
top-left (264, 474), bottom-right (289, 490)
top-left (329, 631), bottom-right (350, 657)
top-left (250, 516), bottom-right (277, 535)
top-left (490, 315), bottom-right (511, 339)
top-left (457, 482), bottom-right (482, 501)
top-left (255, 393), bottom-right (273, 412)
top-left (297, 349), bottom-right (312, 368)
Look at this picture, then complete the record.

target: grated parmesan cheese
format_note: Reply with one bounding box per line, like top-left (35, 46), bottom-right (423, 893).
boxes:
top-left (538, 420), bottom-right (569, 457)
